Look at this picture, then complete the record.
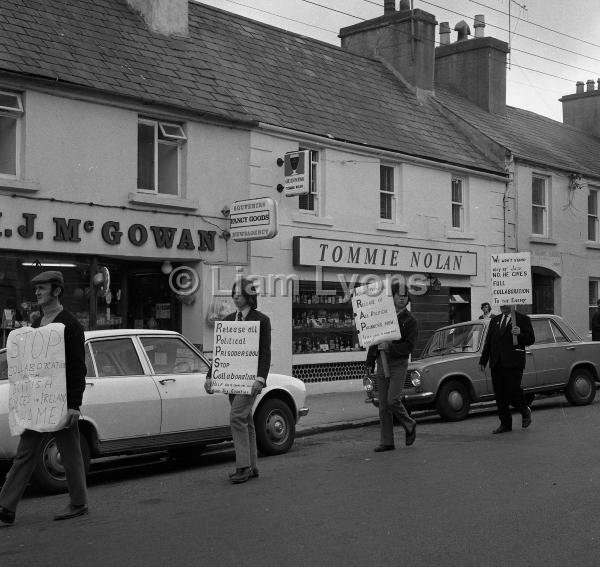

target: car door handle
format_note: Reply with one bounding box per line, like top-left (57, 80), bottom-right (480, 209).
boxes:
top-left (526, 351), bottom-right (532, 355)
top-left (158, 378), bottom-right (176, 385)
top-left (565, 346), bottom-right (576, 351)
top-left (85, 381), bottom-right (95, 386)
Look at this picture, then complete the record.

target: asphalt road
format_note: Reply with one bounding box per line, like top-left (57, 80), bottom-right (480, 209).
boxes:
top-left (1, 397), bottom-right (600, 567)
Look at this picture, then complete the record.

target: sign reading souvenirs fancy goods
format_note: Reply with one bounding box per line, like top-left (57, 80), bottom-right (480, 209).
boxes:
top-left (0, 199), bottom-right (220, 258)
top-left (229, 197), bottom-right (278, 242)
top-left (293, 237), bottom-right (477, 275)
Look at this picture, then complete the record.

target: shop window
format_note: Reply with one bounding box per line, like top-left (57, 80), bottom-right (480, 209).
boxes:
top-left (451, 177), bottom-right (465, 230)
top-left (0, 90), bottom-right (23, 177)
top-left (588, 188), bottom-right (599, 242)
top-left (532, 175), bottom-right (549, 236)
top-left (137, 118), bottom-right (186, 196)
top-left (380, 165), bottom-right (395, 221)
top-left (140, 336), bottom-right (209, 374)
top-left (589, 279), bottom-right (599, 330)
top-left (292, 281), bottom-right (362, 355)
top-left (90, 338), bottom-right (144, 377)
top-left (298, 148), bottom-right (319, 213)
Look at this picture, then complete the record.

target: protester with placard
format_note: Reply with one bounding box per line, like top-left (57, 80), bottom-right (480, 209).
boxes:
top-left (0, 271), bottom-right (88, 526)
top-left (479, 305), bottom-right (535, 434)
top-left (365, 283), bottom-right (418, 451)
top-left (204, 278), bottom-right (271, 484)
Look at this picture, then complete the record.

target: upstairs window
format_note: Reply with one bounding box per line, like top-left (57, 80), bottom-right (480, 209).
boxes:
top-left (532, 175), bottom-right (548, 236)
top-left (380, 165), bottom-right (395, 221)
top-left (588, 188), bottom-right (599, 242)
top-left (137, 119), bottom-right (187, 196)
top-left (298, 149), bottom-right (319, 213)
top-left (451, 177), bottom-right (464, 230)
top-left (0, 90), bottom-right (23, 177)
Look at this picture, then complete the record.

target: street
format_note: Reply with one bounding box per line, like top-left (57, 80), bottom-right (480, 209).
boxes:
top-left (1, 397), bottom-right (600, 567)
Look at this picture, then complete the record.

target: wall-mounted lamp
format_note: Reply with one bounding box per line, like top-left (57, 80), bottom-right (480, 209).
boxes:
top-left (221, 205), bottom-right (230, 217)
top-left (428, 275), bottom-right (442, 291)
top-left (161, 261), bottom-right (173, 275)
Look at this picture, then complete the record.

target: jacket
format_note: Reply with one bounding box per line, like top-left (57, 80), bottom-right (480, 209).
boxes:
top-left (479, 311), bottom-right (535, 370)
top-left (365, 309), bottom-right (418, 372)
top-left (32, 309), bottom-right (87, 409)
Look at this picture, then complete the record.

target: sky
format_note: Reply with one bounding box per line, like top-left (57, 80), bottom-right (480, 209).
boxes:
top-left (195, 0), bottom-right (600, 122)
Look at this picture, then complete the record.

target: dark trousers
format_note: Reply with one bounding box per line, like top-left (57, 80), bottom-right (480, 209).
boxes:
top-left (491, 366), bottom-right (527, 428)
top-left (0, 423), bottom-right (88, 513)
top-left (229, 394), bottom-right (258, 470)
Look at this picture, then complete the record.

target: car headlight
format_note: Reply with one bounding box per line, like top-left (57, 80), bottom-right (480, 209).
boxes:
top-left (409, 370), bottom-right (422, 387)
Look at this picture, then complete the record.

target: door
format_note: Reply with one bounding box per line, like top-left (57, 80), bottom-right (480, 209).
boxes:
top-left (532, 274), bottom-right (554, 314)
top-left (139, 335), bottom-right (229, 433)
top-left (529, 318), bottom-right (569, 386)
top-left (83, 338), bottom-right (162, 441)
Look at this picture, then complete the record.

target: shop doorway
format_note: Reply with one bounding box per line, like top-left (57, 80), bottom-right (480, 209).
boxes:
top-left (532, 270), bottom-right (555, 314)
top-left (128, 271), bottom-right (181, 331)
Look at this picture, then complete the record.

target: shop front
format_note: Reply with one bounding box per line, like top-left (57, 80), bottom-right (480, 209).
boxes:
top-left (289, 236), bottom-right (478, 383)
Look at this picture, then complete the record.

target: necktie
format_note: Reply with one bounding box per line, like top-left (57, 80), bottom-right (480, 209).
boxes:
top-left (237, 311), bottom-right (243, 321)
top-left (501, 315), bottom-right (508, 329)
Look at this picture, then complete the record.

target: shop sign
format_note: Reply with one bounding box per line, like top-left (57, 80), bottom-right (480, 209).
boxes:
top-left (293, 237), bottom-right (477, 275)
top-left (490, 252), bottom-right (532, 306)
top-left (283, 150), bottom-right (310, 197)
top-left (229, 198), bottom-right (278, 242)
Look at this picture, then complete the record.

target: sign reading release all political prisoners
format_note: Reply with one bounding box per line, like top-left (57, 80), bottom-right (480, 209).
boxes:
top-left (490, 252), bottom-right (532, 306)
top-left (351, 280), bottom-right (402, 348)
top-left (7, 323), bottom-right (69, 436)
top-left (211, 321), bottom-right (259, 395)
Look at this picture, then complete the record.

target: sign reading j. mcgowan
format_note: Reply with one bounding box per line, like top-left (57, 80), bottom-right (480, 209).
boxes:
top-left (293, 237), bottom-right (477, 275)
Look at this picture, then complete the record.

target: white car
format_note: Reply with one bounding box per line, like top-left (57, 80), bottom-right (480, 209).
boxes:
top-left (0, 329), bottom-right (308, 493)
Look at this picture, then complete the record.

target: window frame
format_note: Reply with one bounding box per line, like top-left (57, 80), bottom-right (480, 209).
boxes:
top-left (298, 148), bottom-right (320, 214)
top-left (88, 337), bottom-right (146, 378)
top-left (588, 187), bottom-right (599, 242)
top-left (531, 175), bottom-right (549, 237)
top-left (379, 164), bottom-right (396, 222)
top-left (0, 89), bottom-right (23, 179)
top-left (137, 117), bottom-right (186, 196)
top-left (139, 335), bottom-right (210, 375)
top-left (451, 176), bottom-right (465, 231)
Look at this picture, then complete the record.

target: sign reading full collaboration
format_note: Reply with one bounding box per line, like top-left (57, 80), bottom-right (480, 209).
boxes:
top-left (490, 252), bottom-right (532, 306)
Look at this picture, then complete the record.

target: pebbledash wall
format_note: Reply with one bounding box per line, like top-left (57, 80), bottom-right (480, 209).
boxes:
top-left (0, 86), bottom-right (249, 351)
top-left (243, 129), bottom-right (509, 381)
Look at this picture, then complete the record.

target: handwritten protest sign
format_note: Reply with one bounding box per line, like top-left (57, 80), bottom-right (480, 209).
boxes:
top-left (211, 321), bottom-right (259, 394)
top-left (490, 252), bottom-right (532, 306)
top-left (351, 280), bottom-right (402, 348)
top-left (7, 323), bottom-right (69, 436)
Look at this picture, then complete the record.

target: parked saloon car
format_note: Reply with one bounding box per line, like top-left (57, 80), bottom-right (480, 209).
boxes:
top-left (0, 330), bottom-right (308, 493)
top-left (364, 315), bottom-right (599, 421)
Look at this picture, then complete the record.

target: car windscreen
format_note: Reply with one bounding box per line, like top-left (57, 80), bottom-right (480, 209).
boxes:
top-left (421, 323), bottom-right (485, 358)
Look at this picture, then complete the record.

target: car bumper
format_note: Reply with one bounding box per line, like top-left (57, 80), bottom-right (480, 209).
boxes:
top-left (366, 391), bottom-right (435, 407)
top-left (298, 407), bottom-right (309, 418)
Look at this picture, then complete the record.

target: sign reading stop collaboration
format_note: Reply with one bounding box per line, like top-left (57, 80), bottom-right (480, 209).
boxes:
top-left (230, 197), bottom-right (278, 242)
top-left (490, 252), bottom-right (532, 306)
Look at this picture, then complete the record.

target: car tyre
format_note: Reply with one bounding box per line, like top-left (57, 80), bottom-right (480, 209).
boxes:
top-left (31, 433), bottom-right (90, 494)
top-left (565, 368), bottom-right (596, 406)
top-left (436, 380), bottom-right (470, 421)
top-left (255, 399), bottom-right (295, 456)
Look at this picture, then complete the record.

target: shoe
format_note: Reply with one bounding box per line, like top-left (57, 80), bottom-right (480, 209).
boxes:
top-left (53, 503), bottom-right (88, 521)
top-left (0, 506), bottom-right (15, 525)
top-left (522, 407), bottom-right (532, 428)
top-left (229, 467), bottom-right (251, 484)
top-left (492, 425), bottom-right (512, 434)
top-left (373, 444), bottom-right (395, 452)
top-left (405, 423), bottom-right (417, 446)
top-left (229, 467), bottom-right (259, 479)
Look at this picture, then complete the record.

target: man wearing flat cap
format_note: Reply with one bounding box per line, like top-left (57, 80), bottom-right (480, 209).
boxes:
top-left (0, 271), bottom-right (88, 526)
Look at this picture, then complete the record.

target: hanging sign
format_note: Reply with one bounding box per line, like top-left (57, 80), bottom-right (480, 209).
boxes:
top-left (283, 150), bottom-right (310, 197)
top-left (230, 197), bottom-right (278, 242)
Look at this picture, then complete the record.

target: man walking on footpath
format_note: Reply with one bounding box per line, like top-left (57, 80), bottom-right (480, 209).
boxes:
top-left (366, 283), bottom-right (418, 452)
top-left (479, 304), bottom-right (535, 434)
top-left (205, 278), bottom-right (271, 484)
top-left (0, 271), bottom-right (88, 526)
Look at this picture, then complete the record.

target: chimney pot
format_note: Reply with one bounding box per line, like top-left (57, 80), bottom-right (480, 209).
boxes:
top-left (399, 0), bottom-right (411, 11)
top-left (439, 22), bottom-right (451, 45)
top-left (587, 80), bottom-right (595, 92)
top-left (576, 81), bottom-right (585, 94)
top-left (454, 20), bottom-right (471, 42)
top-left (384, 0), bottom-right (395, 15)
top-left (474, 14), bottom-right (485, 38)
top-left (126, 0), bottom-right (188, 36)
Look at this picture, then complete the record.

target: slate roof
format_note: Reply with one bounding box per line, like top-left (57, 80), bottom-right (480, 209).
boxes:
top-left (436, 85), bottom-right (600, 180)
top-left (0, 0), bottom-right (504, 174)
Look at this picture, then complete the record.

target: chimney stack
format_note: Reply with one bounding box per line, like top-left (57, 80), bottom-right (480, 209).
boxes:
top-left (384, 0), bottom-right (395, 15)
top-left (126, 0), bottom-right (188, 37)
top-left (339, 6), bottom-right (437, 92)
top-left (439, 22), bottom-right (451, 45)
top-left (474, 14), bottom-right (485, 38)
top-left (560, 80), bottom-right (600, 138)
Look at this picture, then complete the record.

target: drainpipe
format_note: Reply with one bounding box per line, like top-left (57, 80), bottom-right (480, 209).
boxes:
top-left (503, 151), bottom-right (516, 252)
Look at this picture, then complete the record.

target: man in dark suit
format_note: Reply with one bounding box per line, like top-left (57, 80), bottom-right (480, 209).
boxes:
top-left (0, 271), bottom-right (88, 526)
top-left (205, 278), bottom-right (271, 484)
top-left (479, 304), bottom-right (535, 434)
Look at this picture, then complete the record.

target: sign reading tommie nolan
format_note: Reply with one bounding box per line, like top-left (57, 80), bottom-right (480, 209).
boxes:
top-left (283, 150), bottom-right (310, 197)
top-left (490, 252), bottom-right (532, 306)
top-left (230, 198), bottom-right (278, 242)
top-left (293, 237), bottom-right (477, 276)
top-left (211, 321), bottom-right (259, 395)
top-left (7, 324), bottom-right (69, 436)
top-left (351, 280), bottom-right (401, 348)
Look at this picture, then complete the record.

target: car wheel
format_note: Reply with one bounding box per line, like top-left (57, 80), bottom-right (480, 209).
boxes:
top-left (565, 368), bottom-right (596, 406)
top-left (31, 433), bottom-right (91, 494)
top-left (436, 380), bottom-right (470, 421)
top-left (255, 399), bottom-right (295, 456)
top-left (524, 393), bottom-right (535, 407)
